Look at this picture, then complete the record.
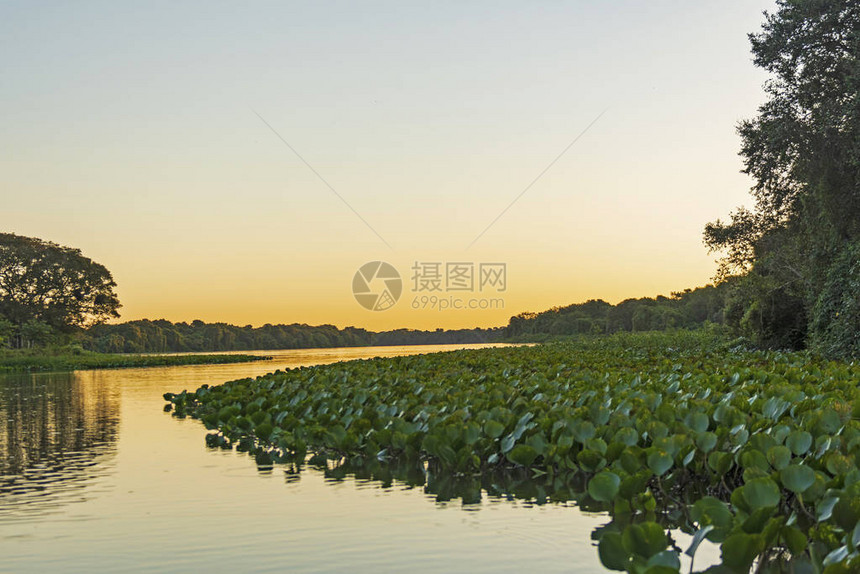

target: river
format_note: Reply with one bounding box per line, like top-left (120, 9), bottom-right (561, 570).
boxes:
top-left (0, 344), bottom-right (692, 573)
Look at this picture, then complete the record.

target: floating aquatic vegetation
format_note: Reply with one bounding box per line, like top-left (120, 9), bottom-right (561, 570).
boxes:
top-left (165, 332), bottom-right (860, 573)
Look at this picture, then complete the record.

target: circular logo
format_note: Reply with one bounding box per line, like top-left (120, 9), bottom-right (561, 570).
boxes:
top-left (352, 261), bottom-right (402, 311)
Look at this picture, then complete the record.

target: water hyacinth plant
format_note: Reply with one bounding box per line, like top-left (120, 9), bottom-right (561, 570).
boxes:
top-left (165, 332), bottom-right (860, 573)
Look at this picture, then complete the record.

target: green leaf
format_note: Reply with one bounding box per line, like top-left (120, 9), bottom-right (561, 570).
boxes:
top-left (832, 496), bottom-right (860, 530)
top-left (556, 433), bottom-right (574, 451)
top-left (823, 545), bottom-right (849, 567)
top-left (255, 422), bottom-right (274, 439)
top-left (525, 433), bottom-right (547, 455)
top-left (818, 409), bottom-right (842, 434)
top-left (620, 450), bottom-right (642, 474)
top-left (586, 437), bottom-right (608, 455)
top-left (578, 449), bottom-right (607, 473)
top-left (740, 449), bottom-right (770, 473)
top-left (598, 532), bottom-right (629, 571)
top-left (742, 477), bottom-right (781, 509)
top-left (686, 412), bottom-right (710, 433)
top-left (614, 427), bottom-right (639, 446)
top-left (781, 525), bottom-right (807, 554)
top-left (484, 419), bottom-right (505, 439)
top-left (708, 451), bottom-right (733, 475)
top-left (818, 496), bottom-right (839, 521)
top-left (588, 471), bottom-right (621, 502)
top-left (506, 444), bottom-right (538, 466)
top-left (571, 419), bottom-right (596, 443)
top-left (436, 444), bottom-right (457, 467)
top-left (647, 449), bottom-right (673, 476)
top-left (696, 431), bottom-right (718, 453)
top-left (766, 445), bottom-right (792, 470)
top-left (852, 522), bottom-right (860, 550)
top-left (786, 430), bottom-right (813, 456)
top-left (721, 533), bottom-right (761, 571)
top-left (742, 506), bottom-right (775, 534)
top-left (763, 396), bottom-right (789, 420)
top-left (622, 522), bottom-right (668, 559)
top-left (646, 550), bottom-right (680, 571)
top-left (686, 525), bottom-right (715, 557)
top-left (690, 496), bottom-right (734, 538)
top-left (463, 422), bottom-right (481, 445)
top-left (826, 453), bottom-right (852, 476)
top-left (780, 464), bottom-right (815, 494)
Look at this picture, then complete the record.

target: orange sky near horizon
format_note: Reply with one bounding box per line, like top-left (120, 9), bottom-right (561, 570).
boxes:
top-left (1, 1), bottom-right (776, 331)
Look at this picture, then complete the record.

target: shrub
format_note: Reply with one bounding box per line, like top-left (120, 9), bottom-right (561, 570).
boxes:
top-left (809, 240), bottom-right (860, 359)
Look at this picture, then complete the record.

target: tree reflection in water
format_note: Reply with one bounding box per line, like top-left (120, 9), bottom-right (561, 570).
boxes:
top-left (0, 372), bottom-right (120, 517)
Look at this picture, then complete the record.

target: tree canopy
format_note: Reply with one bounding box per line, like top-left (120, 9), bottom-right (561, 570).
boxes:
top-left (704, 0), bottom-right (860, 357)
top-left (0, 233), bottom-right (120, 346)
top-left (503, 285), bottom-right (727, 339)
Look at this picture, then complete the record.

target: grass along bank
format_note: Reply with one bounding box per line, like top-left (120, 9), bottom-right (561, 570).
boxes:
top-left (167, 330), bottom-right (860, 573)
top-left (0, 346), bottom-right (271, 372)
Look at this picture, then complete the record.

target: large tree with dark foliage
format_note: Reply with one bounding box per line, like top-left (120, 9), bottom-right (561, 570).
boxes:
top-left (704, 1), bottom-right (860, 356)
top-left (0, 233), bottom-right (120, 346)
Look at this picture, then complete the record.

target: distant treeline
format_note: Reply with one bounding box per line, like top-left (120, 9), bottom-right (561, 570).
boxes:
top-left (80, 285), bottom-right (727, 353)
top-left (503, 284), bottom-right (727, 338)
top-left (82, 320), bottom-right (503, 353)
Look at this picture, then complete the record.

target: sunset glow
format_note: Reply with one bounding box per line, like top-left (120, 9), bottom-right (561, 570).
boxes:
top-left (1, 1), bottom-right (775, 329)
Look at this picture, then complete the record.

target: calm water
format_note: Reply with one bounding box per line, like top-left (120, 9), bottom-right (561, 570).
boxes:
top-left (0, 344), bottom-right (715, 573)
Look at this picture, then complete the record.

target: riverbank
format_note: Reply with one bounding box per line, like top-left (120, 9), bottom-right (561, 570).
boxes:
top-left (0, 347), bottom-right (272, 372)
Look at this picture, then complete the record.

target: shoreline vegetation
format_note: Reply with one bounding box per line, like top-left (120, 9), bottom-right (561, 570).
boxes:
top-left (0, 346), bottom-right (272, 373)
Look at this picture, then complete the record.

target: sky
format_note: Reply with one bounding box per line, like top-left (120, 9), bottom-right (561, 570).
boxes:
top-left (1, 1), bottom-right (777, 330)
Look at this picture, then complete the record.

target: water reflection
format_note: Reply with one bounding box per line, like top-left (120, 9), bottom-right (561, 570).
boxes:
top-left (317, 458), bottom-right (593, 509)
top-left (0, 346), bottom-right (613, 574)
top-left (228, 449), bottom-right (718, 572)
top-left (0, 372), bottom-right (120, 517)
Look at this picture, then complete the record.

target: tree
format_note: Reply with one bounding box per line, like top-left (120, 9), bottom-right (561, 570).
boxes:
top-left (704, 1), bottom-right (860, 354)
top-left (0, 233), bottom-right (121, 346)
top-left (19, 319), bottom-right (55, 348)
top-left (0, 316), bottom-right (12, 348)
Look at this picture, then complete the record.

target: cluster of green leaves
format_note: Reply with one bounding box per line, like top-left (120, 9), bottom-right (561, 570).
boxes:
top-left (0, 348), bottom-right (270, 372)
top-left (166, 333), bottom-right (860, 573)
